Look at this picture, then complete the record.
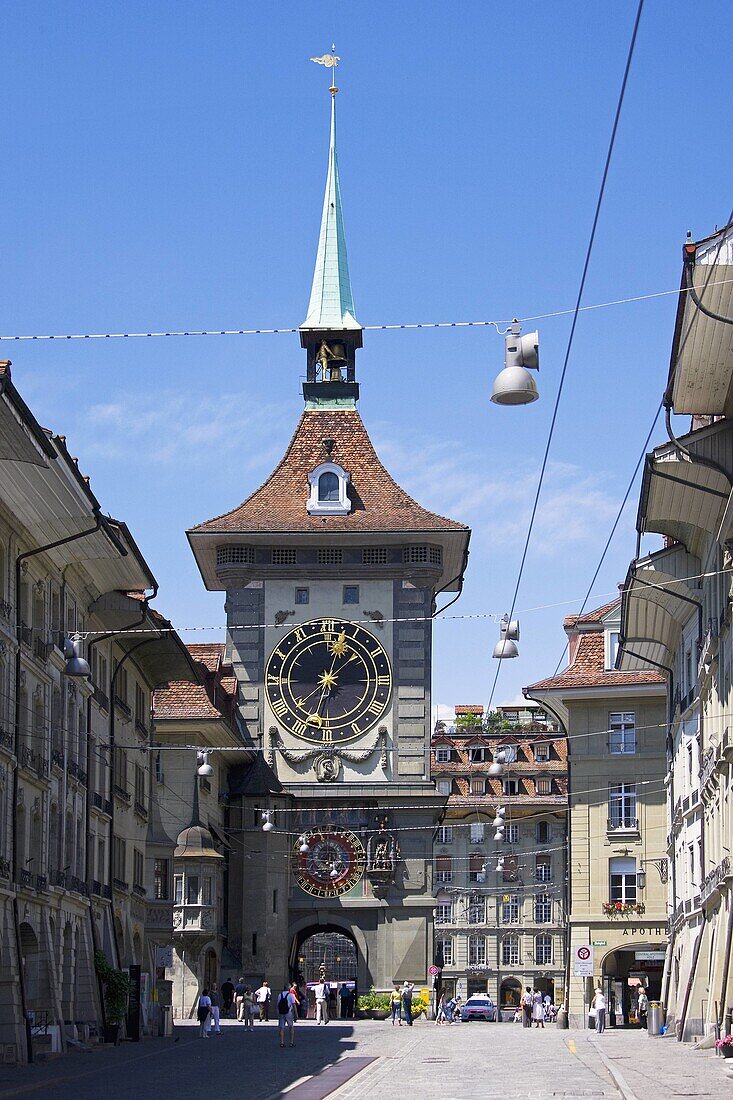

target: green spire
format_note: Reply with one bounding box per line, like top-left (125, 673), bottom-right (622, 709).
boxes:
top-left (301, 88), bottom-right (360, 332)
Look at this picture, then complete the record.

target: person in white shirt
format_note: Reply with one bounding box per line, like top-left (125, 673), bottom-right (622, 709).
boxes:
top-left (255, 981), bottom-right (271, 1022)
top-left (277, 987), bottom-right (297, 1048)
top-left (197, 989), bottom-right (212, 1038)
top-left (592, 987), bottom-right (607, 1033)
top-left (314, 981), bottom-right (330, 1024)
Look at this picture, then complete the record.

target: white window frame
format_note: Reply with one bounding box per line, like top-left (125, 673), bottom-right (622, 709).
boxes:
top-left (534, 894), bottom-right (552, 923)
top-left (467, 894), bottom-right (485, 924)
top-left (436, 779), bottom-right (451, 797)
top-left (468, 935), bottom-right (486, 965)
top-left (608, 783), bottom-right (637, 830)
top-left (435, 902), bottom-right (452, 925)
top-left (534, 742), bottom-right (550, 762)
top-left (469, 823), bottom-right (485, 844)
top-left (535, 934), bottom-right (553, 965)
top-left (501, 894), bottom-right (520, 924)
top-left (503, 778), bottom-right (519, 796)
top-left (306, 462), bottom-right (351, 515)
top-left (501, 934), bottom-right (519, 966)
top-left (436, 826), bottom-right (453, 844)
top-left (438, 938), bottom-right (453, 966)
top-left (504, 823), bottom-right (519, 844)
top-left (435, 747), bottom-right (451, 763)
top-left (609, 856), bottom-right (637, 903)
top-left (606, 630), bottom-right (621, 670)
top-left (469, 746), bottom-right (485, 763)
top-left (609, 712), bottom-right (636, 755)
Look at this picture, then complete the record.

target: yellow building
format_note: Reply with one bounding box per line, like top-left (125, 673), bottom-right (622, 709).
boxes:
top-left (527, 599), bottom-right (668, 1027)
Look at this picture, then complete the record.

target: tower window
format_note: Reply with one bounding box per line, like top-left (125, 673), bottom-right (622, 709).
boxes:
top-left (272, 548), bottom-right (297, 565)
top-left (295, 587), bottom-right (309, 605)
top-left (363, 548), bottom-right (388, 565)
top-left (343, 585), bottom-right (359, 605)
top-left (318, 472), bottom-right (340, 501)
top-left (318, 548), bottom-right (343, 566)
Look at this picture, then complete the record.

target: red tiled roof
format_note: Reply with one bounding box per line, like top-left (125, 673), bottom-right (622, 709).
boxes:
top-left (455, 705), bottom-right (484, 714)
top-left (187, 642), bottom-right (225, 673)
top-left (153, 680), bottom-right (225, 720)
top-left (190, 408), bottom-right (468, 534)
top-left (526, 631), bottom-right (665, 692)
top-left (563, 597), bottom-right (621, 630)
top-left (0, 360), bottom-right (11, 378)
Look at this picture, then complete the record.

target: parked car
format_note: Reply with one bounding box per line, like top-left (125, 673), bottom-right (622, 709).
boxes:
top-left (461, 995), bottom-right (497, 1022)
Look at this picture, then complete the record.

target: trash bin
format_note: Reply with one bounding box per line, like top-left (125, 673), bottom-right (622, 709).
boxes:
top-left (648, 1001), bottom-right (663, 1036)
top-left (159, 1005), bottom-right (173, 1038)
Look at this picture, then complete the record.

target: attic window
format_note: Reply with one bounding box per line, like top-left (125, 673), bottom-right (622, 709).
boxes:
top-left (307, 462), bottom-right (351, 516)
top-left (216, 545), bottom-right (255, 567)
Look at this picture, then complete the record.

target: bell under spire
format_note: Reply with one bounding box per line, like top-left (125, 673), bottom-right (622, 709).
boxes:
top-left (301, 77), bottom-right (360, 333)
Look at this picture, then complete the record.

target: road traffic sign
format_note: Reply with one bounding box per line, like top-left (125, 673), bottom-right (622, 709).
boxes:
top-left (573, 945), bottom-right (594, 977)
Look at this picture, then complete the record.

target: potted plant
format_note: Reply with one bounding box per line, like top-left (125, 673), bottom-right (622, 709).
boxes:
top-left (715, 1035), bottom-right (733, 1058)
top-left (357, 988), bottom-right (391, 1020)
top-left (94, 950), bottom-right (130, 1044)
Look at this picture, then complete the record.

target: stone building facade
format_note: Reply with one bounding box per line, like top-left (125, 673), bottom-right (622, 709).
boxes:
top-left (616, 218), bottom-right (733, 1040)
top-left (0, 360), bottom-right (195, 1061)
top-left (431, 705), bottom-right (567, 1012)
top-left (527, 599), bottom-right (668, 1028)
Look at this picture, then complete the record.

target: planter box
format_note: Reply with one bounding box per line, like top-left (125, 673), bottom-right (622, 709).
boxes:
top-left (103, 1023), bottom-right (121, 1045)
top-left (366, 1009), bottom-right (390, 1020)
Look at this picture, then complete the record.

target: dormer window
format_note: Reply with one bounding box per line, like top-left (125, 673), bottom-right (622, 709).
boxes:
top-left (307, 462), bottom-right (351, 515)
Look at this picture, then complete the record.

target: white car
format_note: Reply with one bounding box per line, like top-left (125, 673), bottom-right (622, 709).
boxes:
top-left (460, 995), bottom-right (497, 1022)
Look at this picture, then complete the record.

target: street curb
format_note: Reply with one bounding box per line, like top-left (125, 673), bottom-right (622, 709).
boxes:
top-left (584, 1037), bottom-right (639, 1100)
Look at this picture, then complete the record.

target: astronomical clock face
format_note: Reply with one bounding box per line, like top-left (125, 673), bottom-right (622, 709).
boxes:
top-left (265, 617), bottom-right (392, 745)
top-left (293, 829), bottom-right (365, 898)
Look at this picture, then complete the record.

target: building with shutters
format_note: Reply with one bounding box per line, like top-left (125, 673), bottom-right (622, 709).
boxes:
top-left (430, 705), bottom-right (567, 1013)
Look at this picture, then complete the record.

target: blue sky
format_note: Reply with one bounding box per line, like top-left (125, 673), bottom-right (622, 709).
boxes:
top-left (2, 1), bottom-right (731, 717)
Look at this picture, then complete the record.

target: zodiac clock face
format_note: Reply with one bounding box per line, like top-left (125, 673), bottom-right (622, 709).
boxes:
top-left (265, 617), bottom-right (392, 745)
top-left (293, 829), bottom-right (365, 898)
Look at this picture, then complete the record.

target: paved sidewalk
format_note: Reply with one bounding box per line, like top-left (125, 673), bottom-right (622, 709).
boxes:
top-left (0, 1019), bottom-right (729, 1100)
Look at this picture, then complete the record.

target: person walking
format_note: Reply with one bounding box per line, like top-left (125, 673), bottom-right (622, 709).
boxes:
top-left (435, 992), bottom-right (447, 1025)
top-left (314, 979), bottom-right (330, 1024)
top-left (532, 990), bottom-right (545, 1029)
top-left (390, 986), bottom-right (402, 1026)
top-left (221, 978), bottom-right (234, 1019)
top-left (277, 984), bottom-right (297, 1049)
top-left (243, 986), bottom-right (255, 1030)
top-left (592, 988), bottom-right (607, 1034)
top-left (401, 982), bottom-right (414, 1027)
top-left (637, 989), bottom-right (649, 1029)
top-left (234, 976), bottom-right (246, 1021)
top-left (209, 984), bottom-right (222, 1034)
top-left (197, 989), bottom-right (212, 1038)
top-left (255, 981), bottom-right (271, 1022)
top-left (521, 987), bottom-right (533, 1028)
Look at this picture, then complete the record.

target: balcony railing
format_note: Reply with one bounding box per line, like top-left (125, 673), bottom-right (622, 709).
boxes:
top-left (132, 883), bottom-right (146, 897)
top-left (70, 875), bottom-right (87, 895)
top-left (36, 874), bottom-right (48, 892)
top-left (0, 728), bottom-right (13, 752)
top-left (114, 696), bottom-right (132, 719)
top-left (0, 858), bottom-right (10, 879)
top-left (0, 598), bottom-right (11, 621)
top-left (113, 878), bottom-right (129, 893)
top-left (92, 879), bottom-right (103, 896)
top-left (701, 856), bottom-right (731, 904)
top-left (51, 749), bottom-right (64, 770)
top-left (113, 783), bottom-right (131, 803)
top-left (93, 686), bottom-right (109, 712)
top-left (19, 868), bottom-right (33, 887)
top-left (135, 719), bottom-right (149, 738)
top-left (19, 622), bottom-right (32, 647)
top-left (607, 817), bottom-right (639, 833)
top-left (67, 760), bottom-right (79, 780)
top-left (32, 635), bottom-right (49, 663)
top-left (134, 800), bottom-right (148, 821)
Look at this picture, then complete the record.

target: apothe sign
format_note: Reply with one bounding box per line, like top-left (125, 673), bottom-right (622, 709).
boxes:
top-left (573, 945), bottom-right (594, 977)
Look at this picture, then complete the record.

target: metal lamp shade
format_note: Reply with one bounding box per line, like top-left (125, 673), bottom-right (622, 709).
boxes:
top-left (197, 762), bottom-right (214, 777)
top-left (64, 655), bottom-right (91, 677)
top-left (488, 762), bottom-right (504, 777)
top-left (493, 830), bottom-right (504, 841)
top-left (491, 364), bottom-right (539, 405)
top-left (493, 637), bottom-right (519, 659)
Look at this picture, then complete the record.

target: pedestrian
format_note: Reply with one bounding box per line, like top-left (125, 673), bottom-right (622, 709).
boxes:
top-left (592, 987), bottom-right (607, 1034)
top-left (435, 992), bottom-right (447, 1025)
top-left (401, 981), bottom-right (414, 1027)
top-left (314, 978), bottom-right (330, 1024)
top-left (221, 978), bottom-right (234, 1019)
top-left (277, 984), bottom-right (297, 1049)
top-left (445, 994), bottom-right (457, 1023)
top-left (255, 980), bottom-right (271, 1021)
top-left (209, 984), bottom-right (222, 1034)
top-left (339, 983), bottom-right (354, 1019)
top-left (234, 976), bottom-right (246, 1021)
top-left (243, 986), bottom-right (255, 1030)
top-left (532, 989), bottom-right (544, 1029)
top-left (197, 988), bottom-right (212, 1038)
top-left (637, 989), bottom-right (648, 1030)
top-left (521, 986), bottom-right (533, 1028)
top-left (390, 985), bottom-right (402, 1026)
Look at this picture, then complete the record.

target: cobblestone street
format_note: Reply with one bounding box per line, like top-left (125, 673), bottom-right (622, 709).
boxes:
top-left (0, 1020), bottom-right (730, 1100)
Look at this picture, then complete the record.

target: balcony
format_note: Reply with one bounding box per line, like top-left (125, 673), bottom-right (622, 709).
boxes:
top-left (114, 696), bottom-right (132, 719)
top-left (51, 749), bottom-right (64, 770)
top-left (113, 783), bottom-right (131, 804)
top-left (134, 800), bottom-right (148, 821)
top-left (93, 686), bottom-right (109, 712)
top-left (135, 719), bottom-right (148, 738)
top-left (0, 728), bottom-right (13, 752)
top-left (701, 856), bottom-right (731, 904)
top-left (20, 746), bottom-right (47, 778)
top-left (132, 883), bottom-right (146, 898)
top-left (113, 877), bottom-right (129, 893)
top-left (35, 874), bottom-right (48, 892)
top-left (173, 903), bottom-right (217, 934)
top-left (67, 760), bottom-right (79, 780)
top-left (0, 598), bottom-right (11, 621)
top-left (32, 635), bottom-right (49, 663)
top-left (0, 858), bottom-right (10, 879)
top-left (70, 875), bottom-right (87, 895)
top-left (19, 622), bottom-right (32, 647)
top-left (92, 879), bottom-right (103, 897)
top-left (18, 868), bottom-right (33, 888)
top-left (607, 817), bottom-right (639, 835)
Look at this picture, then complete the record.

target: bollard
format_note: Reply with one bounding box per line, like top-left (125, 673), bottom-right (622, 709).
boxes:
top-left (648, 1001), bottom-right (663, 1036)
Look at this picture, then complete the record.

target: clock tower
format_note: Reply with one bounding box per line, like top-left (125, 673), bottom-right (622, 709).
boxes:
top-left (187, 71), bottom-right (470, 992)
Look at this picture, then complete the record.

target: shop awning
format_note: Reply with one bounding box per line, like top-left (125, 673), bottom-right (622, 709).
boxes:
top-left (638, 450), bottom-right (730, 559)
top-left (618, 544), bottom-right (701, 673)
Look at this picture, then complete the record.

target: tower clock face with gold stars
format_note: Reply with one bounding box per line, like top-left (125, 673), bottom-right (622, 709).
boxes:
top-left (265, 618), bottom-right (392, 745)
top-left (293, 829), bottom-right (365, 897)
